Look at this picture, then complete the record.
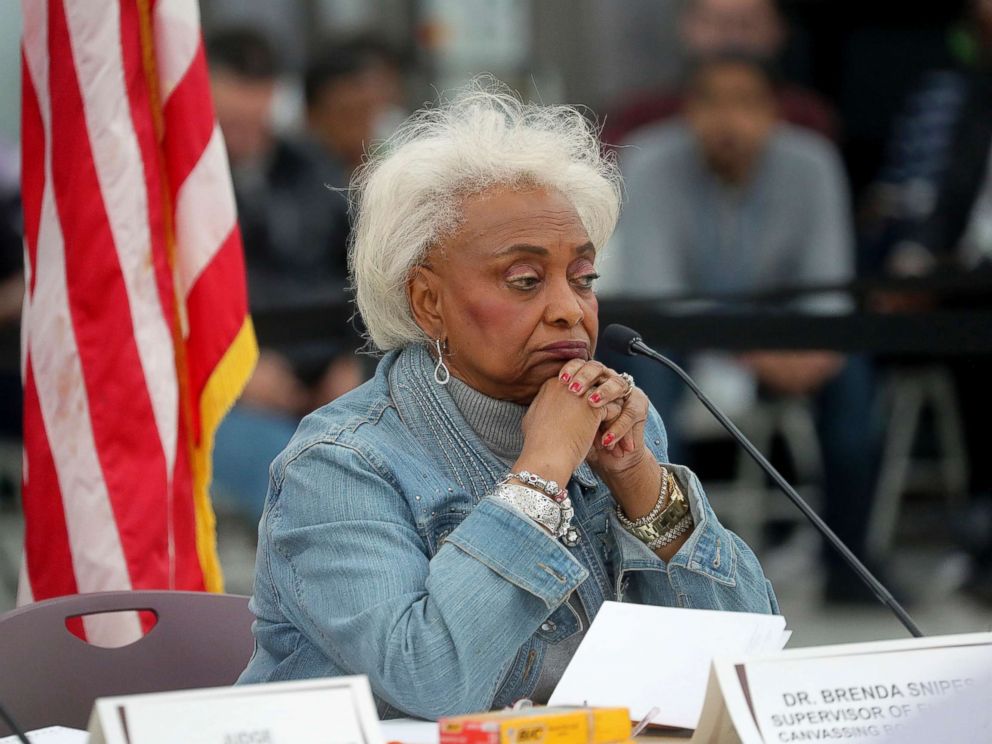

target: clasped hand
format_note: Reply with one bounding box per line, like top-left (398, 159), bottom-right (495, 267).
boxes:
top-left (518, 360), bottom-right (653, 487)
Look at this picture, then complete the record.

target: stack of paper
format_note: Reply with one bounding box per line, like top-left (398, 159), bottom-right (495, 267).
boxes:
top-left (548, 602), bottom-right (790, 730)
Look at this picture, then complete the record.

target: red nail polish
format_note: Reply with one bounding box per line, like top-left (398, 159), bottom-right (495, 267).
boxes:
top-left (589, 392), bottom-right (602, 403)
top-left (560, 372), bottom-right (571, 382)
top-left (569, 382), bottom-right (582, 393)
top-left (602, 432), bottom-right (615, 446)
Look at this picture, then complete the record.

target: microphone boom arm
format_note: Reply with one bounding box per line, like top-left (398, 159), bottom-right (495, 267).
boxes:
top-left (611, 326), bottom-right (924, 638)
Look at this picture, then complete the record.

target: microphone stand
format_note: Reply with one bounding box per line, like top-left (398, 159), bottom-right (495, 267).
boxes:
top-left (615, 329), bottom-right (924, 638)
top-left (0, 699), bottom-right (30, 744)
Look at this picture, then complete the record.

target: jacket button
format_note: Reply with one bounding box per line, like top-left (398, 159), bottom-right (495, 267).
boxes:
top-left (540, 620), bottom-right (556, 632)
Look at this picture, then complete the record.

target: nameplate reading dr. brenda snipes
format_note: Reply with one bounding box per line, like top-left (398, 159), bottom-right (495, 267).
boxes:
top-left (743, 643), bottom-right (992, 743)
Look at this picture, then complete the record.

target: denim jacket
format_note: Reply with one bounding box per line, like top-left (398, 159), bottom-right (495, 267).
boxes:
top-left (238, 343), bottom-right (778, 718)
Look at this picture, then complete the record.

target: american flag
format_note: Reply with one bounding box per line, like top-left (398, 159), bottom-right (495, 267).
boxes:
top-left (19, 0), bottom-right (256, 643)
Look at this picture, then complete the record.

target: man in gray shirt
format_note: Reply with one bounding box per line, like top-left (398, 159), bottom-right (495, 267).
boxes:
top-left (600, 53), bottom-right (886, 604)
top-left (602, 52), bottom-right (852, 308)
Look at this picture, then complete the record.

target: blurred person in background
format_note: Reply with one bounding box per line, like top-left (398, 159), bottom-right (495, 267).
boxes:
top-left (208, 28), bottom-right (404, 522)
top-left (599, 53), bottom-right (884, 604)
top-left (864, 0), bottom-right (992, 277)
top-left (864, 0), bottom-right (992, 604)
top-left (305, 35), bottom-right (407, 179)
top-left (0, 138), bottom-right (22, 458)
top-left (0, 138), bottom-right (21, 512)
top-left (603, 0), bottom-right (837, 148)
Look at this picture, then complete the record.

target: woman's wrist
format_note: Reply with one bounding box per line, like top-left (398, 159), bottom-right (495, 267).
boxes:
top-left (496, 461), bottom-right (579, 544)
top-left (511, 450), bottom-right (574, 492)
top-left (611, 460), bottom-right (695, 560)
top-left (602, 453), bottom-right (662, 520)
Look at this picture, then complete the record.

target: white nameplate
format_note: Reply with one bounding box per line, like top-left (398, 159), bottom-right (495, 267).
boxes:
top-left (88, 675), bottom-right (383, 744)
top-left (691, 632), bottom-right (992, 744)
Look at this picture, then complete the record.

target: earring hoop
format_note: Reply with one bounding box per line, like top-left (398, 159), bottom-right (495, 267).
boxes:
top-left (433, 338), bottom-right (450, 385)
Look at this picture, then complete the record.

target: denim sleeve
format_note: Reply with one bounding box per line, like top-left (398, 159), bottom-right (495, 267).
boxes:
top-left (610, 463), bottom-right (779, 614)
top-left (612, 409), bottom-right (779, 615)
top-left (264, 440), bottom-right (588, 719)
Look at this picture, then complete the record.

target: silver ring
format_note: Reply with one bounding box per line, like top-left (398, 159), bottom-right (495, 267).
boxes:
top-left (619, 372), bottom-right (635, 399)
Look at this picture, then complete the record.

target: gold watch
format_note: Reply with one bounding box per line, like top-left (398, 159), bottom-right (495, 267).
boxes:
top-left (626, 473), bottom-right (690, 544)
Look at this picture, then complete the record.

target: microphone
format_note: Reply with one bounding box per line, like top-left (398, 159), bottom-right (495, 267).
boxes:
top-left (602, 323), bottom-right (924, 638)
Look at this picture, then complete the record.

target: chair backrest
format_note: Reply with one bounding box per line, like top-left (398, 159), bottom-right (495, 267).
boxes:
top-left (0, 590), bottom-right (255, 735)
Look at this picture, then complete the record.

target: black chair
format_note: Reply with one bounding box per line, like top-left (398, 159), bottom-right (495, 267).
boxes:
top-left (0, 590), bottom-right (255, 735)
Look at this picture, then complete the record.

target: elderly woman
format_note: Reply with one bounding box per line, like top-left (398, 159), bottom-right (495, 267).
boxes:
top-left (238, 85), bottom-right (777, 718)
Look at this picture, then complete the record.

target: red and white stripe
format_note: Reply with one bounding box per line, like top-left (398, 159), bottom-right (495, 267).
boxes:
top-left (20, 0), bottom-right (253, 639)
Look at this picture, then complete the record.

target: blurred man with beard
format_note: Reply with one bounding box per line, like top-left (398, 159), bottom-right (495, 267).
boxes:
top-left (602, 53), bottom-right (884, 604)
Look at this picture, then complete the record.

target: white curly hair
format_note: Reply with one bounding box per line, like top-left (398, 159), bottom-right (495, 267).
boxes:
top-left (348, 79), bottom-right (622, 352)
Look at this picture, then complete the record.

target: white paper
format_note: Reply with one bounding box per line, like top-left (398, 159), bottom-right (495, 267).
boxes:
top-left (548, 601), bottom-right (787, 730)
top-left (746, 642), bottom-right (992, 743)
top-left (1, 728), bottom-right (88, 744)
top-left (379, 719), bottom-right (439, 744)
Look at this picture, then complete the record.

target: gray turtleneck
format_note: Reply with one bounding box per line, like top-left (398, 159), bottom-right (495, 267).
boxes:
top-left (447, 377), bottom-right (527, 466)
top-left (446, 376), bottom-right (588, 704)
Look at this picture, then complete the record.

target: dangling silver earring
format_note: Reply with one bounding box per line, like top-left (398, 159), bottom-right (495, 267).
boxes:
top-left (433, 338), bottom-right (450, 385)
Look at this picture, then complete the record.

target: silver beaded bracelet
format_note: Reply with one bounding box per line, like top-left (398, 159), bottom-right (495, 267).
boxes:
top-left (505, 470), bottom-right (564, 501)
